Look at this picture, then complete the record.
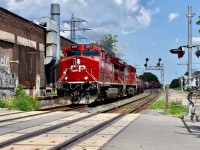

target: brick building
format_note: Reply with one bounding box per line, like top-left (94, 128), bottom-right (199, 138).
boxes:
top-left (0, 7), bottom-right (72, 98)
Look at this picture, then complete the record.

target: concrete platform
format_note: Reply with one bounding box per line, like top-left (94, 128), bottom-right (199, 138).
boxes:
top-left (102, 89), bottom-right (200, 150)
top-left (102, 113), bottom-right (200, 150)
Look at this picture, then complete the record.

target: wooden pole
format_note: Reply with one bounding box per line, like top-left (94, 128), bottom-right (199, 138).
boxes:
top-left (164, 85), bottom-right (169, 113)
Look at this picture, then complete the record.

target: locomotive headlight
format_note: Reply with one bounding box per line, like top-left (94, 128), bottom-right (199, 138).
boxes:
top-left (77, 58), bottom-right (80, 65)
top-left (63, 70), bottom-right (67, 75)
top-left (84, 76), bottom-right (88, 80)
top-left (64, 76), bottom-right (68, 80)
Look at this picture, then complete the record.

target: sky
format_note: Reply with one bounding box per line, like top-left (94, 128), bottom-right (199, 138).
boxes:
top-left (1, 0), bottom-right (200, 84)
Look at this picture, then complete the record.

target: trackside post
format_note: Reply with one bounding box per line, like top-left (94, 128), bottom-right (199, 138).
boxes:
top-left (164, 85), bottom-right (169, 113)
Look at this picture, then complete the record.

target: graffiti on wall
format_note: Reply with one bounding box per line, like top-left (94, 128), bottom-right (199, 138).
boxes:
top-left (0, 55), bottom-right (18, 87)
top-left (0, 55), bottom-right (11, 74)
top-left (0, 55), bottom-right (19, 98)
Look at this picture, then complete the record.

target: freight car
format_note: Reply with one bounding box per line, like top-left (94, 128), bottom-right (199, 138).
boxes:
top-left (148, 81), bottom-right (162, 89)
top-left (57, 44), bottom-right (144, 104)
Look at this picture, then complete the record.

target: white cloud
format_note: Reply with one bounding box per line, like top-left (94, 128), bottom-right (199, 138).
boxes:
top-left (192, 37), bottom-right (200, 44)
top-left (137, 7), bottom-right (160, 26)
top-left (147, 0), bottom-right (156, 5)
top-left (121, 30), bottom-right (136, 35)
top-left (168, 13), bottom-right (180, 22)
top-left (32, 20), bottom-right (39, 25)
top-left (114, 0), bottom-right (123, 6)
top-left (60, 31), bottom-right (69, 38)
top-left (1, 0), bottom-right (160, 38)
top-left (125, 0), bottom-right (139, 13)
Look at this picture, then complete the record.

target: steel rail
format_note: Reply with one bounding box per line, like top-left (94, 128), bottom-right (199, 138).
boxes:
top-left (0, 111), bottom-right (51, 123)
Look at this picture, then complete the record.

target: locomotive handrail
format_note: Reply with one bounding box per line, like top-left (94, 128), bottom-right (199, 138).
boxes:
top-left (85, 69), bottom-right (98, 82)
top-left (118, 76), bottom-right (124, 84)
top-left (56, 69), bottom-right (68, 88)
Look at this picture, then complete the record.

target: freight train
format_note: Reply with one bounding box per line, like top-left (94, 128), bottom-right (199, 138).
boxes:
top-left (57, 44), bottom-right (145, 104)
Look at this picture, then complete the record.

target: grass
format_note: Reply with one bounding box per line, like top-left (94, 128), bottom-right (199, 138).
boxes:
top-left (149, 99), bottom-right (188, 117)
top-left (173, 87), bottom-right (182, 91)
top-left (149, 100), bottom-right (164, 109)
top-left (0, 84), bottom-right (41, 111)
top-left (167, 101), bottom-right (187, 117)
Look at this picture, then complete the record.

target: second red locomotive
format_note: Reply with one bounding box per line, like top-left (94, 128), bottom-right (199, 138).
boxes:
top-left (57, 44), bottom-right (144, 104)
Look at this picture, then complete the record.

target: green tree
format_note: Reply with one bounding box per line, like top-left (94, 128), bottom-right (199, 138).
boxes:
top-left (95, 34), bottom-right (118, 51)
top-left (141, 72), bottom-right (159, 82)
top-left (170, 78), bottom-right (180, 88)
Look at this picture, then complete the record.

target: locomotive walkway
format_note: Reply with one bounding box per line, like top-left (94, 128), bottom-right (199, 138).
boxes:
top-left (102, 89), bottom-right (200, 150)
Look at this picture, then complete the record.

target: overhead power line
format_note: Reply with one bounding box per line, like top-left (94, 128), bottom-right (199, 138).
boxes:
top-left (63, 14), bottom-right (91, 42)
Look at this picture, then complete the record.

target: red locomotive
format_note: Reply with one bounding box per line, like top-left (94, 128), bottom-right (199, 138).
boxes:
top-left (57, 44), bottom-right (144, 104)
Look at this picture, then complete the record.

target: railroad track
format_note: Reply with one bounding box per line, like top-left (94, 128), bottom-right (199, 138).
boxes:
top-left (0, 90), bottom-right (159, 150)
top-left (104, 90), bottom-right (160, 113)
top-left (40, 104), bottom-right (88, 112)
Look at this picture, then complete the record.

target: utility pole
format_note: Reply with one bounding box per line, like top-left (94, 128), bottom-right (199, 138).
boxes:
top-left (170, 6), bottom-right (199, 89)
top-left (63, 14), bottom-right (91, 42)
top-left (186, 6), bottom-right (195, 88)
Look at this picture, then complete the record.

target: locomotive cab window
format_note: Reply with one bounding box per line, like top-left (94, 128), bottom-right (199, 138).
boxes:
top-left (66, 50), bottom-right (81, 57)
top-left (82, 50), bottom-right (100, 56)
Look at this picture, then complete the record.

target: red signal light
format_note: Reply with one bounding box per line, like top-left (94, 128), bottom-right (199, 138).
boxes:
top-left (178, 51), bottom-right (185, 58)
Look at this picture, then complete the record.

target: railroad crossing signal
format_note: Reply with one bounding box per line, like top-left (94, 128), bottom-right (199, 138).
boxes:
top-left (195, 47), bottom-right (200, 58)
top-left (170, 46), bottom-right (185, 59)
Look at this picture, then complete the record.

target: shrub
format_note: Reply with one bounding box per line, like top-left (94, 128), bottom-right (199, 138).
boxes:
top-left (15, 84), bottom-right (27, 98)
top-left (4, 84), bottom-right (42, 111)
top-left (0, 99), bottom-right (6, 108)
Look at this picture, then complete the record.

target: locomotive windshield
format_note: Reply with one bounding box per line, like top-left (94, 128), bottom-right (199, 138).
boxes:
top-left (66, 50), bottom-right (81, 57)
top-left (82, 50), bottom-right (100, 56)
